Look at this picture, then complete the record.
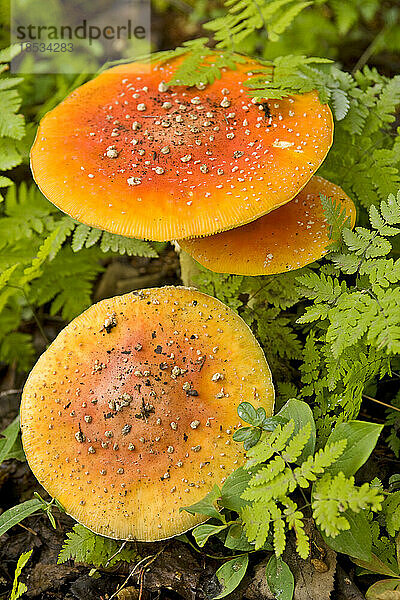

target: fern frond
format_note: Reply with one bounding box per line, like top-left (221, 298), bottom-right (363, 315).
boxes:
top-left (58, 524), bottom-right (138, 567)
top-left (320, 193), bottom-right (352, 251)
top-left (241, 502), bottom-right (271, 549)
top-left (294, 440), bottom-right (347, 485)
top-left (246, 421), bottom-right (295, 466)
top-left (281, 422), bottom-right (312, 463)
top-left (283, 498), bottom-right (309, 559)
top-left (312, 472), bottom-right (383, 538)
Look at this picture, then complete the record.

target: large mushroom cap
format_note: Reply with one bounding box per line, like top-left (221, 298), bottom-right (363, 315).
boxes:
top-left (21, 287), bottom-right (274, 541)
top-left (179, 176), bottom-right (356, 275)
top-left (30, 56), bottom-right (333, 241)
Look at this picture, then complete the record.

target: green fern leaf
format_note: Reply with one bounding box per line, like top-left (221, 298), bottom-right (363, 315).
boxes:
top-left (58, 524), bottom-right (138, 567)
top-left (100, 232), bottom-right (157, 257)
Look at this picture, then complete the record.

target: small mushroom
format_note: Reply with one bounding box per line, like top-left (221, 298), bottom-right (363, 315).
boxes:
top-left (179, 176), bottom-right (356, 275)
top-left (30, 56), bottom-right (333, 242)
top-left (20, 286), bottom-right (274, 541)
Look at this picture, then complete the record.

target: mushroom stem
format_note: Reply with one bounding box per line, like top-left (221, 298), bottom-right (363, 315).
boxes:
top-left (176, 244), bottom-right (203, 287)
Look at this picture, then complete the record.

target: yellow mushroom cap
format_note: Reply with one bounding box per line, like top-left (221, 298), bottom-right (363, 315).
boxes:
top-left (179, 176), bottom-right (356, 276)
top-left (30, 56), bottom-right (333, 241)
top-left (21, 287), bottom-right (274, 541)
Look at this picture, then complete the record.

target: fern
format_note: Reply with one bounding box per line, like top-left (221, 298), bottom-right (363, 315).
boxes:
top-left (0, 46), bottom-right (25, 196)
top-left (312, 473), bottom-right (383, 537)
top-left (0, 183), bottom-right (158, 370)
top-left (294, 191), bottom-right (400, 433)
top-left (29, 247), bottom-right (104, 321)
top-left (383, 491), bottom-right (400, 538)
top-left (385, 391), bottom-right (400, 458)
top-left (308, 193), bottom-right (400, 357)
top-left (205, 0), bottom-right (312, 47)
top-left (319, 193), bottom-right (352, 251)
top-left (58, 524), bottom-right (138, 567)
top-left (240, 408), bottom-right (382, 558)
top-left (72, 224), bottom-right (157, 257)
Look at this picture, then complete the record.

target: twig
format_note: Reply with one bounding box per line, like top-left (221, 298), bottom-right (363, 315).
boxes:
top-left (363, 394), bottom-right (400, 413)
top-left (108, 547), bottom-right (166, 600)
top-left (0, 389), bottom-right (21, 397)
top-left (105, 540), bottom-right (127, 568)
top-left (17, 522), bottom-right (38, 536)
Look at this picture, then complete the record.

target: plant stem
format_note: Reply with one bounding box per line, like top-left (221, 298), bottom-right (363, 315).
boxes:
top-left (363, 394), bottom-right (400, 413)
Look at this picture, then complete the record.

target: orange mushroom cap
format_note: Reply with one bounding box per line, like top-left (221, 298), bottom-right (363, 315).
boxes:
top-left (179, 176), bottom-right (356, 276)
top-left (30, 56), bottom-right (333, 241)
top-left (21, 286), bottom-right (274, 541)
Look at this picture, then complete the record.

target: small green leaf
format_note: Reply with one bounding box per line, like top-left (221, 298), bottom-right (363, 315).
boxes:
top-left (213, 554), bottom-right (249, 599)
top-left (221, 467), bottom-right (252, 512)
top-left (266, 556), bottom-right (294, 600)
top-left (277, 399), bottom-right (316, 461)
top-left (180, 484), bottom-right (224, 522)
top-left (193, 523), bottom-right (228, 547)
top-left (0, 416), bottom-right (21, 465)
top-left (326, 421), bottom-right (383, 477)
top-left (321, 511), bottom-right (372, 560)
top-left (237, 402), bottom-right (286, 431)
top-left (232, 426), bottom-right (256, 442)
top-left (233, 427), bottom-right (261, 450)
top-left (237, 402), bottom-right (257, 425)
top-left (0, 499), bottom-right (42, 537)
top-left (10, 549), bottom-right (33, 600)
top-left (224, 523), bottom-right (255, 551)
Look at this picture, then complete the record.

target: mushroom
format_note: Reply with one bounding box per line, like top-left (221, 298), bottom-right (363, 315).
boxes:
top-left (30, 56), bottom-right (333, 242)
top-left (178, 176), bottom-right (356, 276)
top-left (20, 286), bottom-right (274, 541)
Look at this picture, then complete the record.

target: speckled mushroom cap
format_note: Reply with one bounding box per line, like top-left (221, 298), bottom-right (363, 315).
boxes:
top-left (21, 286), bottom-right (274, 541)
top-left (30, 56), bottom-right (333, 241)
top-left (179, 176), bottom-right (356, 275)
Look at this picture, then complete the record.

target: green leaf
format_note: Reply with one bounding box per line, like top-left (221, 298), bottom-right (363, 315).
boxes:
top-left (0, 45), bottom-right (22, 63)
top-left (265, 556), bottom-right (294, 600)
top-left (0, 90), bottom-right (25, 140)
top-left (10, 549), bottom-right (33, 600)
top-left (192, 523), bottom-right (229, 547)
top-left (277, 399), bottom-right (316, 461)
top-left (0, 138), bottom-right (21, 171)
top-left (180, 484), bottom-right (224, 522)
top-left (213, 554), bottom-right (248, 599)
top-left (326, 421), bottom-right (383, 477)
top-left (237, 402), bottom-right (285, 431)
top-left (365, 579), bottom-right (400, 599)
top-left (100, 232), bottom-right (157, 257)
top-left (0, 176), bottom-right (13, 187)
top-left (0, 498), bottom-right (42, 537)
top-left (353, 554), bottom-right (400, 578)
top-left (221, 467), bottom-right (252, 512)
top-left (224, 523), bottom-right (258, 551)
top-left (321, 511), bottom-right (372, 560)
top-left (0, 416), bottom-right (20, 465)
top-left (232, 426), bottom-right (261, 450)
top-left (237, 402), bottom-right (258, 425)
